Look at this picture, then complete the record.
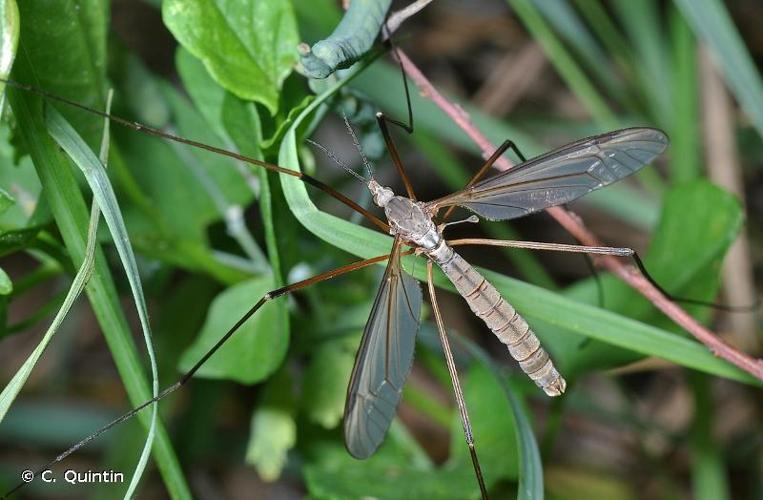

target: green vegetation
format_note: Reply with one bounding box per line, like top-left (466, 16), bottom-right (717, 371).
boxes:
top-left (0, 0), bottom-right (760, 498)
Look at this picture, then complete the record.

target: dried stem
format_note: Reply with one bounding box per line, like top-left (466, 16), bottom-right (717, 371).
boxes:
top-left (700, 46), bottom-right (759, 352)
top-left (386, 0), bottom-right (434, 34)
top-left (394, 49), bottom-right (763, 382)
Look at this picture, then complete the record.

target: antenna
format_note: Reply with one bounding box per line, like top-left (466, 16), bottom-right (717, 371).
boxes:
top-left (342, 113), bottom-right (375, 179)
top-left (305, 138), bottom-right (368, 183)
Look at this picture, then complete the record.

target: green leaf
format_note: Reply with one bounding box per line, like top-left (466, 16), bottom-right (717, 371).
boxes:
top-left (174, 47), bottom-right (290, 385)
top-left (175, 46), bottom-right (271, 271)
top-left (117, 84), bottom-right (239, 244)
top-left (245, 368), bottom-right (296, 481)
top-left (302, 338), bottom-right (357, 428)
top-left (0, 0), bottom-right (19, 110)
top-left (673, 0), bottom-right (763, 140)
top-left (0, 187), bottom-right (12, 216)
top-left (690, 375), bottom-right (730, 500)
top-left (0, 266), bottom-right (10, 295)
top-left (452, 334), bottom-right (544, 500)
top-left (179, 275), bottom-right (287, 383)
top-left (109, 64), bottom-right (255, 283)
top-left (175, 47), bottom-right (254, 147)
top-left (160, 79), bottom-right (254, 209)
top-left (448, 363), bottom-right (519, 483)
top-left (15, 0), bottom-right (108, 148)
top-left (304, 443), bottom-right (479, 499)
top-left (162, 0), bottom-right (299, 115)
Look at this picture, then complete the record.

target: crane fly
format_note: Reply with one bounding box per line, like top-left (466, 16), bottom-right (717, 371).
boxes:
top-left (1, 75), bottom-right (669, 497)
top-left (344, 125), bottom-right (668, 457)
top-left (1, 31), bottom-right (669, 500)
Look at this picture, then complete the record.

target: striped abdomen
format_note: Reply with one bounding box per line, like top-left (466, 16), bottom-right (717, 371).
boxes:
top-left (430, 244), bottom-right (566, 396)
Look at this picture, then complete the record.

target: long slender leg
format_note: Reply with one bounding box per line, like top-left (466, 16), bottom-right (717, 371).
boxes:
top-left (628, 253), bottom-right (758, 312)
top-left (382, 25), bottom-right (414, 135)
top-left (376, 112), bottom-right (418, 200)
top-left (448, 238), bottom-right (756, 312)
top-left (447, 238), bottom-right (633, 256)
top-left (427, 261), bottom-right (489, 500)
top-left (1, 252), bottom-right (397, 499)
top-left (441, 139), bottom-right (527, 222)
top-left (1, 79), bottom-right (389, 233)
top-left (373, 24), bottom-right (418, 199)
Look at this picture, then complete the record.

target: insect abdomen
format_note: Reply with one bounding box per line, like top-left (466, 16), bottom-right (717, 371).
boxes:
top-left (433, 246), bottom-right (566, 396)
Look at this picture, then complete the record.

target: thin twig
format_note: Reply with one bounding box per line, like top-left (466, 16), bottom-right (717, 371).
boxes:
top-left (473, 41), bottom-right (547, 116)
top-left (700, 46), bottom-right (759, 353)
top-left (386, 0), bottom-right (435, 35)
top-left (394, 49), bottom-right (763, 382)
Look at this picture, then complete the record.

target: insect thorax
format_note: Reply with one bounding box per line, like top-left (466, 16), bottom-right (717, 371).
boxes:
top-left (385, 197), bottom-right (441, 250)
top-left (367, 179), bottom-right (441, 250)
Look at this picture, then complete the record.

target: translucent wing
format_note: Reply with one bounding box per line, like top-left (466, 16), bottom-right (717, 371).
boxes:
top-left (429, 128), bottom-right (668, 221)
top-left (343, 237), bottom-right (422, 459)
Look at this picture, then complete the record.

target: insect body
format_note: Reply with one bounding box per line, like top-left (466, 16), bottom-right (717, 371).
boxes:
top-left (375, 178), bottom-right (566, 396)
top-left (344, 127), bottom-right (668, 459)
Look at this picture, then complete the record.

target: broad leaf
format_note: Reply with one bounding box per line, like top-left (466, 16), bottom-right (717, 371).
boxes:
top-left (163, 0), bottom-right (299, 115)
top-left (447, 363), bottom-right (518, 483)
top-left (179, 275), bottom-right (288, 383)
top-left (302, 338), bottom-right (357, 429)
top-left (304, 442), bottom-right (479, 499)
top-left (15, 0), bottom-right (107, 147)
top-left (246, 368), bottom-right (297, 481)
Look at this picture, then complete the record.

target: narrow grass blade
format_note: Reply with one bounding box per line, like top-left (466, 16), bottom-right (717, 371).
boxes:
top-left (669, 5), bottom-right (701, 183)
top-left (572, 0), bottom-right (633, 76)
top-left (506, 0), bottom-right (617, 128)
top-left (46, 107), bottom-right (160, 498)
top-left (612, 0), bottom-right (672, 128)
top-left (690, 375), bottom-right (731, 500)
top-left (0, 91), bottom-right (113, 423)
top-left (46, 107), bottom-right (160, 496)
top-left (534, 0), bottom-right (624, 104)
top-left (9, 51), bottom-right (189, 500)
top-left (674, 0), bottom-right (763, 140)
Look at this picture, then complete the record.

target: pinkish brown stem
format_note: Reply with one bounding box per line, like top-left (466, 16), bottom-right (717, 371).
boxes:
top-left (394, 49), bottom-right (763, 382)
